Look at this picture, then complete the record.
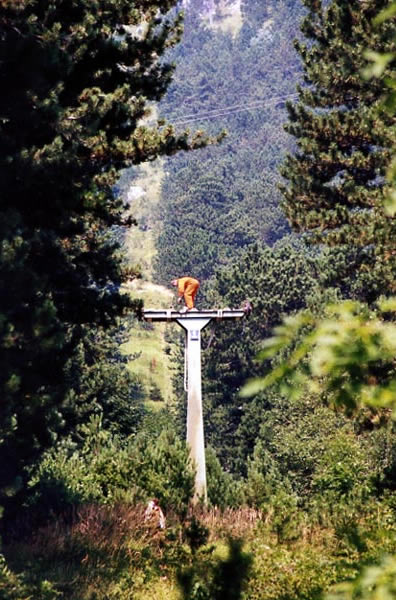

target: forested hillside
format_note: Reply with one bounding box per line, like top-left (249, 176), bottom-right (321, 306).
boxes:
top-left (2, 1), bottom-right (396, 599)
top-left (154, 0), bottom-right (303, 297)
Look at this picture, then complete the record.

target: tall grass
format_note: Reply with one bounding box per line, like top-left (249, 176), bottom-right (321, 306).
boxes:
top-left (4, 502), bottom-right (396, 600)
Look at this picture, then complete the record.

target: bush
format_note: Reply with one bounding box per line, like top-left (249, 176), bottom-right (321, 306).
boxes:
top-left (28, 417), bottom-right (194, 519)
top-left (312, 431), bottom-right (373, 500)
top-left (206, 446), bottom-right (243, 509)
top-left (0, 554), bottom-right (60, 600)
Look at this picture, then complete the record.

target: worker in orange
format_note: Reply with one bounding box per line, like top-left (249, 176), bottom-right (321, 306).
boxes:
top-left (171, 276), bottom-right (200, 310)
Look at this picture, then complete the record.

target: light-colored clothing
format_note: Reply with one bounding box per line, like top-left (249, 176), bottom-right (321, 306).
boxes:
top-left (144, 500), bottom-right (166, 529)
top-left (177, 277), bottom-right (200, 309)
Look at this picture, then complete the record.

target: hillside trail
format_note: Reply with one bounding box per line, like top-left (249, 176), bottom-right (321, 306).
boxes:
top-left (121, 161), bottom-right (177, 405)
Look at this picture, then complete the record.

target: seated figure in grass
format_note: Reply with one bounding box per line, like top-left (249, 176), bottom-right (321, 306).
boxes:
top-left (144, 498), bottom-right (166, 530)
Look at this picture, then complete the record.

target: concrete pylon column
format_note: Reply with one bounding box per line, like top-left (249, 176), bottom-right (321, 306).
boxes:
top-left (178, 318), bottom-right (210, 503)
top-left (143, 309), bottom-right (246, 506)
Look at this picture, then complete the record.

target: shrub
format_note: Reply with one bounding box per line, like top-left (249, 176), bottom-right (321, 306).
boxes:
top-left (205, 446), bottom-right (243, 509)
top-left (28, 418), bottom-right (194, 519)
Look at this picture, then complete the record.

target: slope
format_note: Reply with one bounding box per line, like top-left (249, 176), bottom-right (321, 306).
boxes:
top-left (120, 163), bottom-right (176, 407)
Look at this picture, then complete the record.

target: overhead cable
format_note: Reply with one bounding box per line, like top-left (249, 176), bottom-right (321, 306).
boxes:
top-left (168, 90), bottom-right (299, 122)
top-left (167, 93), bottom-right (299, 126)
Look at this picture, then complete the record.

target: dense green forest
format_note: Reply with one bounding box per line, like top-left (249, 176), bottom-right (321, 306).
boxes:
top-left (155, 0), bottom-right (302, 296)
top-left (1, 0), bottom-right (396, 599)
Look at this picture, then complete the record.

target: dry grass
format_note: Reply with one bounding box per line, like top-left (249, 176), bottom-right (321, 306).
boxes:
top-left (193, 506), bottom-right (265, 542)
top-left (6, 505), bottom-right (265, 567)
top-left (5, 504), bottom-right (173, 600)
top-left (11, 503), bottom-right (326, 565)
top-left (5, 503), bottom-right (385, 600)
top-left (26, 504), bottom-right (159, 558)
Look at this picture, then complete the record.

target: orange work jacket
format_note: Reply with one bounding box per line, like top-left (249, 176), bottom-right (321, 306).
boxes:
top-left (177, 276), bottom-right (200, 296)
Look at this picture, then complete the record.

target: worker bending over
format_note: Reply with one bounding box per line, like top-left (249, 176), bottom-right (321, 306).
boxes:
top-left (171, 276), bottom-right (200, 310)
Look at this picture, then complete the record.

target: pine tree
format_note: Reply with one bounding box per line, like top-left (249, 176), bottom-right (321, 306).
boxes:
top-left (178, 241), bottom-right (322, 471)
top-left (0, 0), bottom-right (214, 512)
top-left (155, 170), bottom-right (256, 297)
top-left (280, 0), bottom-right (396, 298)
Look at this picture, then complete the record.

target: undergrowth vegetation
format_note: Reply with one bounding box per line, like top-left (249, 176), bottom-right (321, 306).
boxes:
top-left (2, 500), bottom-right (396, 600)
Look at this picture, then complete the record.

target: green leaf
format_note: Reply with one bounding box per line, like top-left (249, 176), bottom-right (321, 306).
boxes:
top-left (383, 189), bottom-right (396, 216)
top-left (240, 377), bottom-right (269, 398)
top-left (379, 297), bottom-right (396, 312)
top-left (373, 2), bottom-right (396, 26)
top-left (363, 51), bottom-right (395, 79)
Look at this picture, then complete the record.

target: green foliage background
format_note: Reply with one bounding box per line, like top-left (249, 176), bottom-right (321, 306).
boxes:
top-left (2, 0), bottom-right (396, 599)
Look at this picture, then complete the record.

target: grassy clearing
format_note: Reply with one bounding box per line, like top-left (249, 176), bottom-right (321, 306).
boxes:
top-left (122, 320), bottom-right (173, 405)
top-left (122, 278), bottom-right (176, 405)
top-left (124, 160), bottom-right (164, 281)
top-left (120, 161), bottom-right (178, 405)
top-left (2, 506), bottom-right (268, 600)
top-left (125, 227), bottom-right (157, 279)
top-left (5, 504), bottom-right (395, 600)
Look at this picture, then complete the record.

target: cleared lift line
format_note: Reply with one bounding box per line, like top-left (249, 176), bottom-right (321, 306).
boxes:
top-left (165, 92), bottom-right (299, 126)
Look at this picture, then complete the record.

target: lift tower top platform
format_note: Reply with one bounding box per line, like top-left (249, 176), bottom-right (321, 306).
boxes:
top-left (143, 308), bottom-right (246, 323)
top-left (143, 308), bottom-right (246, 503)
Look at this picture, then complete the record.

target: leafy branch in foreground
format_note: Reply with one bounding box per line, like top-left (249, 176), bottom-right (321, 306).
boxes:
top-left (241, 299), bottom-right (396, 415)
top-left (326, 554), bottom-right (396, 600)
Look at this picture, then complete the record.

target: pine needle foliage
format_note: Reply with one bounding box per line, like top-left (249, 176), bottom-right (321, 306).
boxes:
top-left (280, 0), bottom-right (396, 296)
top-left (0, 0), bottom-right (217, 512)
